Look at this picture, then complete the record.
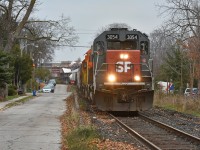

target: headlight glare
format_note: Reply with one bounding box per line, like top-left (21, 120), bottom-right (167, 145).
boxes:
top-left (120, 54), bottom-right (129, 59)
top-left (134, 75), bottom-right (141, 81)
top-left (124, 54), bottom-right (128, 59)
top-left (108, 74), bottom-right (116, 82)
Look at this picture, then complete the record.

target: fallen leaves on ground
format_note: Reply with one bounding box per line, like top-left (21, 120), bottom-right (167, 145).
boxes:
top-left (61, 85), bottom-right (138, 150)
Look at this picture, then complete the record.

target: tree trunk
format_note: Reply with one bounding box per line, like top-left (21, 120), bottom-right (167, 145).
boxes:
top-left (4, 33), bottom-right (15, 52)
top-left (4, 0), bottom-right (36, 52)
top-left (0, 36), bottom-right (3, 50)
top-left (14, 0), bottom-right (36, 37)
top-left (190, 62), bottom-right (195, 92)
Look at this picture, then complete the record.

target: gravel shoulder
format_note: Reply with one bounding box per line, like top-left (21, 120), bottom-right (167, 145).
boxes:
top-left (62, 86), bottom-right (200, 149)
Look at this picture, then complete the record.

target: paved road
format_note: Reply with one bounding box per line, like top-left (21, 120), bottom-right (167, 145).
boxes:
top-left (0, 84), bottom-right (70, 150)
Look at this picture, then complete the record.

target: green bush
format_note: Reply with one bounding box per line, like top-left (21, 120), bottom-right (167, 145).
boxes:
top-left (8, 85), bottom-right (17, 96)
top-left (66, 126), bottom-right (99, 150)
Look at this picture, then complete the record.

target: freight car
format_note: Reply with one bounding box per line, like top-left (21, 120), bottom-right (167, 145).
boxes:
top-left (78, 28), bottom-right (154, 112)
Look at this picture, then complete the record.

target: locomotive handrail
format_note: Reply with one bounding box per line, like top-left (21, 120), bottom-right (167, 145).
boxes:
top-left (96, 63), bottom-right (108, 71)
top-left (93, 52), bottom-right (100, 93)
top-left (141, 63), bottom-right (153, 78)
top-left (104, 82), bottom-right (145, 86)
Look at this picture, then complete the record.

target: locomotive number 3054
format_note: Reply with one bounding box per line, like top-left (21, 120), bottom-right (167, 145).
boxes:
top-left (126, 34), bottom-right (138, 40)
top-left (106, 34), bottom-right (119, 40)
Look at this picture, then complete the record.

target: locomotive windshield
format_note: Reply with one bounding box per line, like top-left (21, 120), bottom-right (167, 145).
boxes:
top-left (107, 41), bottom-right (137, 50)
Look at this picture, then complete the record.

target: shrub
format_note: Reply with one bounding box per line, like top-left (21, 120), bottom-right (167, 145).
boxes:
top-left (154, 92), bottom-right (200, 116)
top-left (8, 85), bottom-right (17, 96)
top-left (66, 126), bottom-right (99, 150)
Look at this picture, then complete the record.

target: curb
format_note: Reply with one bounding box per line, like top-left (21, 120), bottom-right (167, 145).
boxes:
top-left (0, 93), bottom-right (32, 110)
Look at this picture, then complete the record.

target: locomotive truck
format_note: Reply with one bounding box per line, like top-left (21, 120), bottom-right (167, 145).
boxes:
top-left (78, 28), bottom-right (154, 112)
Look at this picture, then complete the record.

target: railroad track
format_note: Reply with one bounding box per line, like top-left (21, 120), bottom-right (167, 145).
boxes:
top-left (109, 113), bottom-right (200, 150)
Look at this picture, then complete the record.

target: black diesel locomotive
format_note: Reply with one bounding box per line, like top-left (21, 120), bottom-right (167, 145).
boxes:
top-left (77, 28), bottom-right (154, 112)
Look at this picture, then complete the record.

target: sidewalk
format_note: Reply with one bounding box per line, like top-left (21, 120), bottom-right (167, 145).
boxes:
top-left (0, 93), bottom-right (32, 110)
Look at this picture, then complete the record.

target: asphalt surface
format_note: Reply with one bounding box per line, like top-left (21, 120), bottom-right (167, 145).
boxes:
top-left (0, 84), bottom-right (70, 150)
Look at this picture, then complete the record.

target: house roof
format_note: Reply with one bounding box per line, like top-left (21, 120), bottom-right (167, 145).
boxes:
top-left (62, 68), bottom-right (71, 73)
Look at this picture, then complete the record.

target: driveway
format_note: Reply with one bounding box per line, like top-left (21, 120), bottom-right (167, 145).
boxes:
top-left (0, 84), bottom-right (70, 150)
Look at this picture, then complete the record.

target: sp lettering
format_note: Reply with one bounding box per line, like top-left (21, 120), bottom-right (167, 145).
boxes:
top-left (116, 61), bottom-right (131, 72)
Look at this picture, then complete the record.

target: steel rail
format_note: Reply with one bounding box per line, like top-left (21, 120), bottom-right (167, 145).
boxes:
top-left (109, 114), bottom-right (161, 150)
top-left (139, 113), bottom-right (200, 145)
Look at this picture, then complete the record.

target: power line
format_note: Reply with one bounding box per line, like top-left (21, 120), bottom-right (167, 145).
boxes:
top-left (76, 33), bottom-right (95, 35)
top-left (76, 28), bottom-right (98, 32)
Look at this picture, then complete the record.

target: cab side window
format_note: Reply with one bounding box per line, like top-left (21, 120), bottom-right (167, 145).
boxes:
top-left (96, 41), bottom-right (105, 55)
top-left (140, 41), bottom-right (148, 55)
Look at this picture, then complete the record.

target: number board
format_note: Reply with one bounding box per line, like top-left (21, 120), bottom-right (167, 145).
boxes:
top-left (106, 34), bottom-right (119, 40)
top-left (126, 34), bottom-right (138, 40)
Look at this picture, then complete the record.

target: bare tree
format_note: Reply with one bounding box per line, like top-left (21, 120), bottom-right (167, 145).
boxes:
top-left (31, 40), bottom-right (55, 66)
top-left (22, 16), bottom-right (78, 65)
top-left (158, 0), bottom-right (200, 89)
top-left (0, 0), bottom-right (78, 52)
top-left (150, 28), bottom-right (175, 77)
top-left (181, 37), bottom-right (200, 89)
top-left (0, 0), bottom-right (78, 98)
top-left (22, 16), bottom-right (78, 46)
top-left (158, 0), bottom-right (200, 39)
top-left (0, 0), bottom-right (36, 51)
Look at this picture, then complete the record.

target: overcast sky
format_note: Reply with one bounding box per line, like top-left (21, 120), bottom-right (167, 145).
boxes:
top-left (33, 0), bottom-right (166, 62)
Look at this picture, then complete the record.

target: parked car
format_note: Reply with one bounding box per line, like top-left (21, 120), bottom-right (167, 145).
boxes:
top-left (17, 88), bottom-right (24, 95)
top-left (184, 88), bottom-right (198, 96)
top-left (48, 79), bottom-right (56, 86)
top-left (42, 84), bottom-right (55, 93)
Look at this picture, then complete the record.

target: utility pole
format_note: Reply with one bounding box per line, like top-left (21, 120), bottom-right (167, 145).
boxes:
top-left (180, 52), bottom-right (183, 94)
top-left (20, 43), bottom-right (38, 92)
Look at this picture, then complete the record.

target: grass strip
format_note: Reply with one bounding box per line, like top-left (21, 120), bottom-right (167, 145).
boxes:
top-left (66, 126), bottom-right (99, 150)
top-left (5, 95), bottom-right (20, 101)
top-left (61, 90), bottom-right (100, 150)
top-left (154, 93), bottom-right (200, 117)
top-left (2, 96), bottom-right (33, 110)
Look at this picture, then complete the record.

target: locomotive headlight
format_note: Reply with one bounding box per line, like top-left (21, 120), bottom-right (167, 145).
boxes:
top-left (120, 54), bottom-right (129, 59)
top-left (134, 75), bottom-right (141, 81)
top-left (108, 74), bottom-right (116, 82)
top-left (120, 54), bottom-right (124, 59)
top-left (124, 54), bottom-right (129, 59)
